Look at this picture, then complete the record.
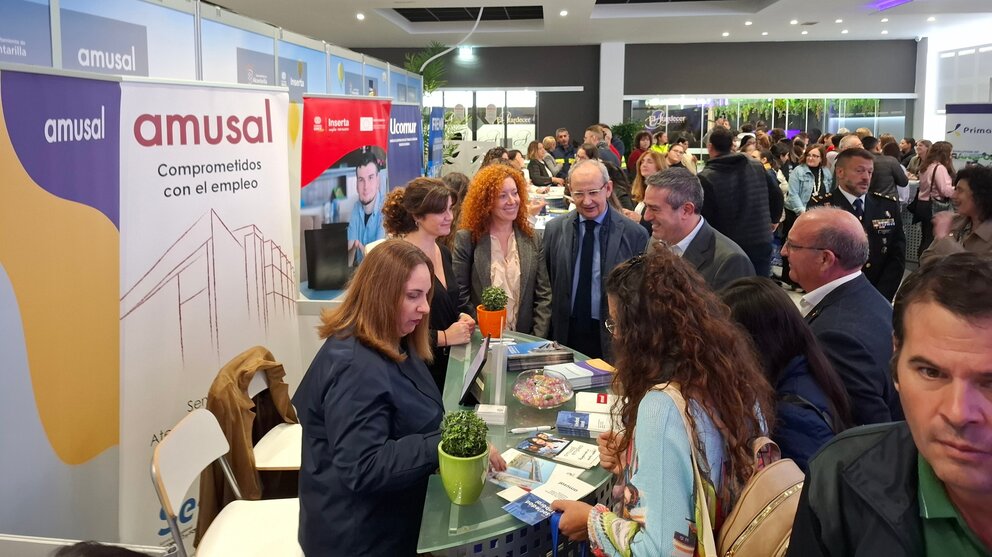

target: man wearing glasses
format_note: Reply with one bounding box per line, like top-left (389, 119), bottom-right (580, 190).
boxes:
top-left (782, 206), bottom-right (903, 425)
top-left (544, 159), bottom-right (649, 360)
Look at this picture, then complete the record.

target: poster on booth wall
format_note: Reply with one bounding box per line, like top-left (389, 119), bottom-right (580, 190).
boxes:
top-left (117, 82), bottom-right (300, 549)
top-left (387, 103), bottom-right (424, 188)
top-left (426, 106), bottom-right (445, 178)
top-left (945, 103), bottom-right (992, 168)
top-left (301, 96), bottom-right (391, 269)
top-left (0, 69), bottom-right (121, 542)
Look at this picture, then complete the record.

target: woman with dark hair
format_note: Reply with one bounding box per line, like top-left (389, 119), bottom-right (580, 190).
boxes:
top-left (507, 149), bottom-right (526, 173)
top-left (921, 164), bottom-right (992, 264)
top-left (295, 240), bottom-right (503, 557)
top-left (906, 139), bottom-right (931, 177)
top-left (576, 142), bottom-right (599, 161)
top-left (452, 164), bottom-right (551, 337)
top-left (550, 250), bottom-right (774, 556)
top-left (526, 140), bottom-right (565, 189)
top-left (480, 146), bottom-right (509, 168)
top-left (628, 131), bottom-right (653, 178)
top-left (916, 140), bottom-right (957, 256)
top-left (881, 141), bottom-right (903, 162)
top-left (439, 172), bottom-right (470, 250)
top-left (382, 178), bottom-right (475, 390)
top-left (604, 160), bottom-right (635, 211)
top-left (720, 277), bottom-right (853, 471)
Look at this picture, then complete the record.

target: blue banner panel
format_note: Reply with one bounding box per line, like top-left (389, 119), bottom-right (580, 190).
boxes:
top-left (61, 8), bottom-right (149, 76)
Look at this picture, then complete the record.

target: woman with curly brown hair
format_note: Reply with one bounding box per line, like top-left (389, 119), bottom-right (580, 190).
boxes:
top-left (551, 249), bottom-right (774, 556)
top-left (382, 178), bottom-right (476, 390)
top-left (452, 164), bottom-right (552, 337)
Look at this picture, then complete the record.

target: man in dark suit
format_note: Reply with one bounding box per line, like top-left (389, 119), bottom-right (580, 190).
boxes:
top-left (809, 148), bottom-right (906, 301)
top-left (544, 159), bottom-right (649, 360)
top-left (863, 135), bottom-right (909, 198)
top-left (643, 167), bottom-right (754, 291)
top-left (782, 207), bottom-right (903, 425)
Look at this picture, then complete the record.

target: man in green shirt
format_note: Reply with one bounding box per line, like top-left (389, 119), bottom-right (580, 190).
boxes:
top-left (787, 252), bottom-right (992, 557)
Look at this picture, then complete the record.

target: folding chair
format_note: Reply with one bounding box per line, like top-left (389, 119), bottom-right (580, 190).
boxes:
top-left (151, 408), bottom-right (302, 557)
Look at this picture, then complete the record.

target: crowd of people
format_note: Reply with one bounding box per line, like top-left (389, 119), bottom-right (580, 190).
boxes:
top-left (292, 117), bottom-right (992, 556)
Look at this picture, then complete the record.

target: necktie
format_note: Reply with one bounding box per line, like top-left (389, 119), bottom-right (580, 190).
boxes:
top-left (853, 198), bottom-right (864, 220)
top-left (574, 220), bottom-right (597, 328)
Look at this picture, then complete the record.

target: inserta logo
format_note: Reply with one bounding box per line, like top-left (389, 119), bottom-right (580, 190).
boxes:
top-left (360, 117), bottom-right (373, 132)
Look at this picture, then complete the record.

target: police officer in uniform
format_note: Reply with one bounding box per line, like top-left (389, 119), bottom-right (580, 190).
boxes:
top-left (809, 148), bottom-right (905, 301)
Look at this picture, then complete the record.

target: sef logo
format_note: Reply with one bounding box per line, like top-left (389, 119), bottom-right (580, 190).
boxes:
top-left (158, 497), bottom-right (196, 536)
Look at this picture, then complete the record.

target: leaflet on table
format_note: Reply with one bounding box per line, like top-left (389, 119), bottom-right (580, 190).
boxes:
top-left (514, 433), bottom-right (600, 469)
top-left (556, 410), bottom-right (615, 438)
top-left (490, 448), bottom-right (582, 493)
top-left (574, 391), bottom-right (619, 414)
top-left (545, 359), bottom-right (615, 390)
top-left (502, 475), bottom-right (595, 525)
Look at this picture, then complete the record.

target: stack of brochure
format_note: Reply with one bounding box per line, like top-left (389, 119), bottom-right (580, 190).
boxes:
top-left (475, 404), bottom-right (507, 426)
top-left (506, 341), bottom-right (573, 372)
top-left (556, 392), bottom-right (621, 438)
top-left (544, 359), bottom-right (616, 390)
top-left (491, 448), bottom-right (595, 526)
top-left (512, 433), bottom-right (600, 469)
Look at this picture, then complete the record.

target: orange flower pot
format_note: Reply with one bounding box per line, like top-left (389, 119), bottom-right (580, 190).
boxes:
top-left (476, 305), bottom-right (507, 339)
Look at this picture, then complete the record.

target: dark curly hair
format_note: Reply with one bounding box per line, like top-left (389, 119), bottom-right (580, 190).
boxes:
top-left (605, 249), bottom-right (774, 501)
top-left (382, 177), bottom-right (455, 236)
top-left (459, 164), bottom-right (533, 243)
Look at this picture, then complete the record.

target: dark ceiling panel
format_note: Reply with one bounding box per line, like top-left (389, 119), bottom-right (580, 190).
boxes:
top-left (394, 6), bottom-right (543, 23)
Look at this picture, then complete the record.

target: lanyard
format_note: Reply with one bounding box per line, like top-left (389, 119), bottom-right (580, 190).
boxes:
top-left (550, 512), bottom-right (588, 557)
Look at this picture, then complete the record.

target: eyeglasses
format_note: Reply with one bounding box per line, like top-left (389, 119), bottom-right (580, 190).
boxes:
top-left (605, 318), bottom-right (617, 335)
top-left (783, 239), bottom-right (831, 252)
top-left (571, 185), bottom-right (608, 200)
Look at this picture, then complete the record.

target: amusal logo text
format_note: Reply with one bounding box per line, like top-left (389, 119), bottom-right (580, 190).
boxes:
top-left (134, 99), bottom-right (274, 147)
top-left (78, 45), bottom-right (138, 72)
top-left (45, 105), bottom-right (106, 143)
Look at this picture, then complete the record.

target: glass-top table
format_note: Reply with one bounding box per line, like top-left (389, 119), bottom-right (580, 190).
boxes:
top-left (417, 331), bottom-right (615, 554)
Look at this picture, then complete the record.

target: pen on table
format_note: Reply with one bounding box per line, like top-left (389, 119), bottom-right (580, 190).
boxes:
top-left (510, 426), bottom-right (553, 434)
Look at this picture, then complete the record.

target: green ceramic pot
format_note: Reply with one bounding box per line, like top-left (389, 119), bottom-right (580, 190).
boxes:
top-left (438, 443), bottom-right (488, 505)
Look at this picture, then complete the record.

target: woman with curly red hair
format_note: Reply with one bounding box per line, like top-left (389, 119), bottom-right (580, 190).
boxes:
top-left (452, 164), bottom-right (552, 337)
top-left (551, 249), bottom-right (774, 556)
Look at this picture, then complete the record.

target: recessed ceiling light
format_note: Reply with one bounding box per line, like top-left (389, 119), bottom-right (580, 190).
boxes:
top-left (722, 32), bottom-right (730, 37)
top-left (745, 21), bottom-right (753, 26)
top-left (559, 9), bottom-right (568, 17)
top-left (842, 29), bottom-right (849, 34)
top-left (927, 16), bottom-right (936, 22)
top-left (881, 30), bottom-right (889, 34)
top-left (790, 19), bottom-right (798, 25)
top-left (356, 12), bottom-right (365, 20)
top-left (881, 18), bottom-right (889, 23)
top-left (801, 30), bottom-right (808, 35)
top-left (835, 19), bottom-right (843, 23)
top-left (761, 31), bottom-right (769, 36)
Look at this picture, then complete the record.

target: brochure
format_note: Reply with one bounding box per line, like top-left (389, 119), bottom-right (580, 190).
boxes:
top-left (501, 474), bottom-right (595, 525)
top-left (544, 359), bottom-right (615, 390)
top-left (515, 433), bottom-right (601, 469)
top-left (489, 448), bottom-right (582, 492)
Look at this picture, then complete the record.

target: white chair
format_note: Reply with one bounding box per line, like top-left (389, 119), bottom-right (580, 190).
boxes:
top-left (247, 370), bottom-right (303, 471)
top-left (151, 408), bottom-right (303, 557)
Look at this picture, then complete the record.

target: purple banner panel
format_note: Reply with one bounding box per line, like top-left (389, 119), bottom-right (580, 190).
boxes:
top-left (386, 104), bottom-right (424, 189)
top-left (1, 71), bottom-right (121, 228)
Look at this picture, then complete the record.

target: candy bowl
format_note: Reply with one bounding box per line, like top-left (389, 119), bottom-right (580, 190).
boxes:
top-left (512, 369), bottom-right (574, 409)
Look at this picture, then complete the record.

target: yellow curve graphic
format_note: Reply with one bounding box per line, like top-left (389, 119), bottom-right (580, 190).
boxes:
top-left (0, 98), bottom-right (119, 464)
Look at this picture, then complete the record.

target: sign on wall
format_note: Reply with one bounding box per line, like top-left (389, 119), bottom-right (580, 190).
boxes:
top-left (945, 103), bottom-right (992, 168)
top-left (387, 103), bottom-right (424, 187)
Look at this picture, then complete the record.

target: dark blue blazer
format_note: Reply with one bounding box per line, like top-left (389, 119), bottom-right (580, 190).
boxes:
top-left (293, 335), bottom-right (443, 557)
top-left (805, 274), bottom-right (903, 426)
top-left (774, 355), bottom-right (837, 472)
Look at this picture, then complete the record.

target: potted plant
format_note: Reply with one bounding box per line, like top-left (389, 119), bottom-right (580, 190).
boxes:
top-left (438, 410), bottom-right (490, 505)
top-left (477, 286), bottom-right (508, 339)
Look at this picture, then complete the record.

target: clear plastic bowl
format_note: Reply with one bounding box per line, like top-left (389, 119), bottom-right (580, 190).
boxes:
top-left (512, 369), bottom-right (574, 409)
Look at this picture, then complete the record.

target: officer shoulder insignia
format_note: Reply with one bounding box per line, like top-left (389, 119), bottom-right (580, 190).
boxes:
top-left (871, 192), bottom-right (898, 202)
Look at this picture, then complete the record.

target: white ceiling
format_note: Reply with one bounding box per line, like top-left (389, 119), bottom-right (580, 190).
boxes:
top-left (210, 0), bottom-right (992, 50)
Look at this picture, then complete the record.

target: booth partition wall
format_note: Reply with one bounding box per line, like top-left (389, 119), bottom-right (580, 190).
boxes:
top-left (425, 89), bottom-right (537, 149)
top-left (627, 96), bottom-right (914, 148)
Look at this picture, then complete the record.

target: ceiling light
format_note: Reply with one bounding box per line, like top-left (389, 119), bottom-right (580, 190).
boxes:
top-left (761, 31), bottom-right (769, 36)
top-left (722, 32), bottom-right (730, 37)
top-left (801, 30), bottom-right (808, 35)
top-left (881, 30), bottom-right (888, 34)
top-left (458, 46), bottom-right (474, 60)
top-left (745, 21), bottom-right (753, 26)
top-left (835, 19), bottom-right (843, 23)
top-left (790, 19), bottom-right (798, 25)
top-left (356, 12), bottom-right (365, 21)
top-left (841, 29), bottom-right (849, 34)
top-left (881, 18), bottom-right (889, 23)
top-left (559, 9), bottom-right (568, 17)
top-left (927, 16), bottom-right (936, 22)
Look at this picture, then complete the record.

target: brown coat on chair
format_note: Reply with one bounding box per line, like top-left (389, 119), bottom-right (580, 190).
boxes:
top-left (194, 346), bottom-right (299, 546)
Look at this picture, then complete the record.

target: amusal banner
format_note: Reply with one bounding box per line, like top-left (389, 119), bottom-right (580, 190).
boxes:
top-left (301, 96), bottom-right (390, 267)
top-left (118, 82), bottom-right (300, 548)
top-left (387, 103), bottom-right (424, 187)
top-left (945, 103), bottom-right (992, 168)
top-left (0, 69), bottom-right (120, 542)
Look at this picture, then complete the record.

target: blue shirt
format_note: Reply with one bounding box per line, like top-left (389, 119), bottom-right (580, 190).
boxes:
top-left (348, 195), bottom-right (385, 265)
top-left (571, 208), bottom-right (608, 321)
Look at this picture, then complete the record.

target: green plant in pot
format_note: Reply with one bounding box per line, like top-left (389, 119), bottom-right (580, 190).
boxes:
top-left (438, 410), bottom-right (490, 505)
top-left (477, 286), bottom-right (508, 339)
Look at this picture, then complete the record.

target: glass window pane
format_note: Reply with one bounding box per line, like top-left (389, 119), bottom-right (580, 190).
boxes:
top-left (506, 90), bottom-right (536, 150)
top-left (443, 90), bottom-right (473, 140)
top-left (1, 0), bottom-right (52, 67)
top-left (475, 91), bottom-right (505, 145)
top-left (878, 99), bottom-right (908, 138)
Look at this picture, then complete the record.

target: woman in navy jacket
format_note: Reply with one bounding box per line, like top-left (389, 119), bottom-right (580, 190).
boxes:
top-left (293, 240), bottom-right (446, 556)
top-left (720, 277), bottom-right (853, 471)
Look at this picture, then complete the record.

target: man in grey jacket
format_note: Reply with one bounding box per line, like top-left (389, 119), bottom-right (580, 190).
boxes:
top-left (643, 167), bottom-right (754, 291)
top-left (864, 135), bottom-right (908, 198)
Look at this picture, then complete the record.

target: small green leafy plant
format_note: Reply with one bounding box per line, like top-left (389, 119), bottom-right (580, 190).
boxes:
top-left (440, 410), bottom-right (489, 458)
top-left (480, 286), bottom-right (508, 311)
